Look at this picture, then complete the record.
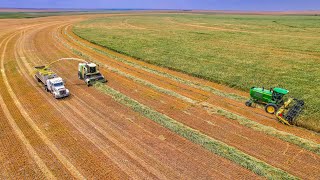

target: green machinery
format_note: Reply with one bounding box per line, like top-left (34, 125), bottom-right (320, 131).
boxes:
top-left (32, 58), bottom-right (107, 87)
top-left (78, 62), bottom-right (106, 86)
top-left (245, 87), bottom-right (304, 125)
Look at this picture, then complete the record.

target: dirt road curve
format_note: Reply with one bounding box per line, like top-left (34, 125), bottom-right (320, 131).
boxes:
top-left (0, 14), bottom-right (319, 179)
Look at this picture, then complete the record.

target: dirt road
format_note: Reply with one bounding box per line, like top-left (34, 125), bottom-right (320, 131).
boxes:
top-left (0, 14), bottom-right (319, 179)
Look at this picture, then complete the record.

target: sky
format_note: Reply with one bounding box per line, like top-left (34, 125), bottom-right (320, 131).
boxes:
top-left (0, 0), bottom-right (319, 11)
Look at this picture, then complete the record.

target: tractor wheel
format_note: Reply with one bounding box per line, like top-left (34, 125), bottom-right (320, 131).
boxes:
top-left (265, 103), bottom-right (278, 114)
top-left (245, 100), bottom-right (252, 107)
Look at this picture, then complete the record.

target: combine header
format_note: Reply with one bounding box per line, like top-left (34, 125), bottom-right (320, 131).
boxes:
top-left (245, 87), bottom-right (304, 125)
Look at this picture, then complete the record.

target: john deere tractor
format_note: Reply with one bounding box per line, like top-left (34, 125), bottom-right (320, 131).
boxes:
top-left (245, 87), bottom-right (304, 125)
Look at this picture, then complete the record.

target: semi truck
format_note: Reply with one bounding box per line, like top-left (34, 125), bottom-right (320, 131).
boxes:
top-left (34, 66), bottom-right (70, 99)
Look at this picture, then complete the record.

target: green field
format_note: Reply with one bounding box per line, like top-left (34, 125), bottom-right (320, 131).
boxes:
top-left (73, 13), bottom-right (320, 131)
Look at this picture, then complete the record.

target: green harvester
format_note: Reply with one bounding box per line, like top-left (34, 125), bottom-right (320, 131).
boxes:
top-left (245, 87), bottom-right (304, 125)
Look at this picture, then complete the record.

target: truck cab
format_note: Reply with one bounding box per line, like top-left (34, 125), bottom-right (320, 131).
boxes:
top-left (46, 77), bottom-right (70, 99)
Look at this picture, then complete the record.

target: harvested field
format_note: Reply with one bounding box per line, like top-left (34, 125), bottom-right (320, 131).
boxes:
top-left (0, 12), bottom-right (319, 179)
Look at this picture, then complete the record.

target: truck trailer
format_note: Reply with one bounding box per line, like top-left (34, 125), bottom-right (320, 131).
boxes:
top-left (34, 66), bottom-right (70, 99)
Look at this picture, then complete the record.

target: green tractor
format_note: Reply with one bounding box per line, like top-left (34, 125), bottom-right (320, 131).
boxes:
top-left (245, 87), bottom-right (304, 125)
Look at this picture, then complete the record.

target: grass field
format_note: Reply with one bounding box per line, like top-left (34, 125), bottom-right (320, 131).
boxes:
top-left (73, 14), bottom-right (320, 131)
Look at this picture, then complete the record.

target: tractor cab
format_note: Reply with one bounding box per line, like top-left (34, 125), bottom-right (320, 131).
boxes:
top-left (87, 63), bottom-right (98, 74)
top-left (271, 88), bottom-right (288, 104)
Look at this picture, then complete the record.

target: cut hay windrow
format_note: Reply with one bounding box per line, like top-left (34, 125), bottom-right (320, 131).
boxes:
top-left (66, 27), bottom-right (246, 102)
top-left (93, 82), bottom-right (297, 180)
top-left (201, 102), bottom-right (320, 156)
top-left (59, 28), bottom-right (320, 156)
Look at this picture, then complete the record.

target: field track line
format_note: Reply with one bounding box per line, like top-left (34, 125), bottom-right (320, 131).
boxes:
top-left (60, 24), bottom-right (320, 157)
top-left (2, 28), bottom-right (85, 179)
top-left (0, 31), bottom-right (56, 180)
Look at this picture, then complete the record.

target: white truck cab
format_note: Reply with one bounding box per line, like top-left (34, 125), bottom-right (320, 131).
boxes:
top-left (46, 77), bottom-right (70, 99)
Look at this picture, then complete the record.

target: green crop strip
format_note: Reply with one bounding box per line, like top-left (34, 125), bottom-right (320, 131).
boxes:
top-left (57, 28), bottom-right (320, 156)
top-left (93, 82), bottom-right (297, 179)
top-left (66, 28), bottom-right (247, 102)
